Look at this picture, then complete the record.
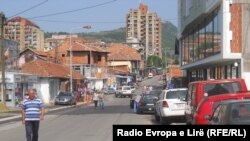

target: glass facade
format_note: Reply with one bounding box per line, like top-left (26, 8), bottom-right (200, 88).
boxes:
top-left (181, 7), bottom-right (222, 65)
top-left (188, 63), bottom-right (240, 82)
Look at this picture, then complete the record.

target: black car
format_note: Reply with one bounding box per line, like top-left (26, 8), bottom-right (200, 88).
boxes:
top-left (205, 99), bottom-right (250, 125)
top-left (137, 90), bottom-right (161, 114)
top-left (54, 91), bottom-right (77, 105)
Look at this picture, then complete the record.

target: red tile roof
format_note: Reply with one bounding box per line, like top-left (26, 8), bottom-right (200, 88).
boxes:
top-left (108, 65), bottom-right (129, 75)
top-left (21, 60), bottom-right (84, 79)
top-left (20, 48), bottom-right (48, 57)
top-left (8, 16), bottom-right (40, 28)
top-left (107, 43), bottom-right (141, 61)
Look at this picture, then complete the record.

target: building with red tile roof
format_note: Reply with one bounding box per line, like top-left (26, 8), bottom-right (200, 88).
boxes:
top-left (46, 37), bottom-right (109, 90)
top-left (107, 43), bottom-right (142, 75)
top-left (20, 60), bottom-right (84, 104)
top-left (21, 60), bottom-right (83, 79)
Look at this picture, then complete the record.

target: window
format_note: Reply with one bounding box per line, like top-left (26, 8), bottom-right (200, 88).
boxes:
top-left (217, 105), bottom-right (227, 124)
top-left (98, 55), bottom-right (101, 61)
top-left (166, 90), bottom-right (187, 99)
top-left (204, 82), bottom-right (242, 96)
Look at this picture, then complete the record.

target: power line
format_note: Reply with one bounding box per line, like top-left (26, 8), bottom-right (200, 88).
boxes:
top-left (28, 0), bottom-right (117, 19)
top-left (33, 19), bottom-right (124, 24)
top-left (8, 0), bottom-right (48, 19)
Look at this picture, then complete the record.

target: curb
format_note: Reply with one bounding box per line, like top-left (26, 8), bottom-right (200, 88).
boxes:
top-left (0, 102), bottom-right (90, 124)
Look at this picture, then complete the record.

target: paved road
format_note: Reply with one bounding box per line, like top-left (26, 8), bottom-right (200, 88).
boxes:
top-left (0, 76), bottom-right (184, 141)
top-left (0, 89), bottom-right (158, 141)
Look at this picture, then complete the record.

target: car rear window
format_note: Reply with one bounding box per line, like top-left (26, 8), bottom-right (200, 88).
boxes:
top-left (123, 86), bottom-right (131, 90)
top-left (142, 94), bottom-right (159, 102)
top-left (58, 92), bottom-right (72, 96)
top-left (165, 90), bottom-right (187, 99)
top-left (204, 82), bottom-right (242, 96)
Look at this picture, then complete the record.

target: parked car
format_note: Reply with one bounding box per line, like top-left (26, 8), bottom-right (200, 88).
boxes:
top-left (103, 87), bottom-right (116, 95)
top-left (148, 73), bottom-right (153, 78)
top-left (115, 85), bottom-right (135, 98)
top-left (185, 78), bottom-right (248, 125)
top-left (54, 91), bottom-right (77, 105)
top-left (136, 76), bottom-right (143, 82)
top-left (137, 90), bottom-right (161, 114)
top-left (193, 93), bottom-right (250, 124)
top-left (205, 99), bottom-right (250, 125)
top-left (154, 88), bottom-right (188, 124)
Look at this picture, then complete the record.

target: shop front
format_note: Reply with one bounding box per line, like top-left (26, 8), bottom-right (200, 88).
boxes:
top-left (0, 72), bottom-right (37, 107)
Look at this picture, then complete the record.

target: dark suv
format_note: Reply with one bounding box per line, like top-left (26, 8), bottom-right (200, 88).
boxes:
top-left (54, 91), bottom-right (77, 105)
top-left (137, 90), bottom-right (161, 114)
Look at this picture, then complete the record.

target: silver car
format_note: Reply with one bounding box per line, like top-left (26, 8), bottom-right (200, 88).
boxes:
top-left (55, 91), bottom-right (77, 105)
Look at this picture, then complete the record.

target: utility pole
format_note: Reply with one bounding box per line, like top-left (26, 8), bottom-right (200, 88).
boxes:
top-left (0, 12), bottom-right (6, 106)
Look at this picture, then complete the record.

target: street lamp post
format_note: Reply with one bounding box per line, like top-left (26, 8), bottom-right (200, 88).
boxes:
top-left (69, 26), bottom-right (91, 93)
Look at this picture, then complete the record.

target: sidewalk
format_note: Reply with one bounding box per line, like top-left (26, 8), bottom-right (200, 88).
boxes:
top-left (0, 101), bottom-right (89, 123)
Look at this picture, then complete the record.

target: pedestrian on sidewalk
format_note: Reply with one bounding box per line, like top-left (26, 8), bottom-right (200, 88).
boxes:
top-left (22, 88), bottom-right (45, 141)
top-left (98, 91), bottom-right (105, 109)
top-left (93, 90), bottom-right (99, 110)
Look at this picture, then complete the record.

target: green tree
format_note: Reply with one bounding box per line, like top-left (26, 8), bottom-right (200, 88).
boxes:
top-left (147, 55), bottom-right (163, 68)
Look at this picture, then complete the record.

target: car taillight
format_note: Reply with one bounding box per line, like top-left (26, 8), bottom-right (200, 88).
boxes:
top-left (162, 101), bottom-right (168, 107)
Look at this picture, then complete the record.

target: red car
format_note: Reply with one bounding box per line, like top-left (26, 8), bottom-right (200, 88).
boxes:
top-left (185, 78), bottom-right (248, 125)
top-left (194, 93), bottom-right (250, 124)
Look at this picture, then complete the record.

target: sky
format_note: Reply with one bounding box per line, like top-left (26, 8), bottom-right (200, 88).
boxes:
top-left (0, 0), bottom-right (178, 33)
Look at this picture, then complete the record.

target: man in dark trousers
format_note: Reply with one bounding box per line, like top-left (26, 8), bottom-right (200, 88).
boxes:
top-left (22, 89), bottom-right (45, 141)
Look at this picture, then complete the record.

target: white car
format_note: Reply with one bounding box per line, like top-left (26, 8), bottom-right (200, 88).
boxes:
top-left (148, 73), bottom-right (153, 78)
top-left (154, 88), bottom-right (188, 124)
top-left (115, 86), bottom-right (134, 98)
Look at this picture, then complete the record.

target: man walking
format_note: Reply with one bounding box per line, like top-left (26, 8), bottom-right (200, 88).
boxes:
top-left (22, 89), bottom-right (45, 141)
top-left (134, 94), bottom-right (141, 113)
top-left (98, 91), bottom-right (105, 109)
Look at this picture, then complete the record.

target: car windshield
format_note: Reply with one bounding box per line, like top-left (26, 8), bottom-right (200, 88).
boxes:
top-left (204, 82), bottom-right (242, 96)
top-left (166, 90), bottom-right (187, 99)
top-left (123, 87), bottom-right (130, 90)
top-left (58, 92), bottom-right (72, 96)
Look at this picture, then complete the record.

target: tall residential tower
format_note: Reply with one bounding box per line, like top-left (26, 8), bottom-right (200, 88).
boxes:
top-left (4, 16), bottom-right (44, 51)
top-left (126, 3), bottom-right (162, 61)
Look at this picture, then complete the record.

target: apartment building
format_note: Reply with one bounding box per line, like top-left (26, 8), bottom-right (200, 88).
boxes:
top-left (4, 16), bottom-right (44, 51)
top-left (126, 3), bottom-right (162, 60)
top-left (178, 0), bottom-right (250, 88)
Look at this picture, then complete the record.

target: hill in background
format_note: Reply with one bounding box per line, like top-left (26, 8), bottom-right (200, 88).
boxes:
top-left (45, 22), bottom-right (177, 59)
